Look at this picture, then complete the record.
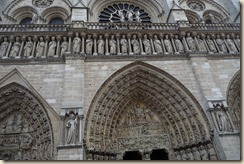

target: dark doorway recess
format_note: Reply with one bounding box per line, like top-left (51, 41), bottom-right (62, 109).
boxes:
top-left (150, 149), bottom-right (169, 160)
top-left (123, 151), bottom-right (142, 160)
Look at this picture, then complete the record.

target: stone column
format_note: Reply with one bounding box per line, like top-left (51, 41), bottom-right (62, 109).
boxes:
top-left (93, 34), bottom-right (98, 56)
top-left (56, 35), bottom-right (61, 57)
top-left (3, 36), bottom-right (13, 58)
top-left (60, 116), bottom-right (65, 145)
top-left (78, 114), bottom-right (84, 143)
top-left (81, 32), bottom-right (86, 55)
top-left (138, 34), bottom-right (145, 55)
top-left (159, 33), bottom-right (166, 54)
top-left (116, 33), bottom-right (121, 55)
top-left (170, 34), bottom-right (176, 54)
top-left (67, 32), bottom-right (73, 54)
top-left (31, 35), bottom-right (38, 58)
top-left (44, 36), bottom-right (49, 58)
top-left (17, 36), bottom-right (26, 58)
top-left (127, 33), bottom-right (133, 55)
top-left (149, 34), bottom-right (156, 55)
top-left (105, 34), bottom-right (110, 55)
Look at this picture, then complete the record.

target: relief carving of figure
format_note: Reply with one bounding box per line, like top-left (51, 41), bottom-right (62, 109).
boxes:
top-left (86, 35), bottom-right (93, 55)
top-left (143, 34), bottom-right (151, 54)
top-left (216, 35), bottom-right (227, 53)
top-left (97, 35), bottom-right (104, 55)
top-left (199, 145), bottom-right (208, 160)
top-left (174, 35), bottom-right (184, 53)
top-left (207, 143), bottom-right (217, 160)
top-left (226, 34), bottom-right (238, 53)
top-left (9, 37), bottom-right (21, 58)
top-left (164, 34), bottom-right (173, 53)
top-left (192, 147), bottom-right (201, 160)
top-left (206, 35), bottom-right (217, 53)
top-left (66, 113), bottom-right (78, 144)
top-left (131, 35), bottom-right (140, 55)
top-left (30, 12), bottom-right (38, 24)
top-left (180, 150), bottom-right (188, 160)
top-left (36, 36), bottom-right (45, 58)
top-left (118, 10), bottom-right (125, 22)
top-left (48, 36), bottom-right (56, 57)
top-left (109, 35), bottom-right (116, 55)
top-left (216, 109), bottom-right (230, 132)
top-left (197, 35), bottom-right (207, 51)
top-left (60, 36), bottom-right (68, 56)
top-left (235, 35), bottom-right (240, 48)
top-left (0, 37), bottom-right (9, 57)
top-left (186, 33), bottom-right (196, 52)
top-left (73, 32), bottom-right (81, 53)
top-left (175, 151), bottom-right (182, 160)
top-left (153, 35), bottom-right (163, 54)
top-left (186, 148), bottom-right (194, 160)
top-left (23, 37), bottom-right (33, 57)
top-left (120, 35), bottom-right (128, 54)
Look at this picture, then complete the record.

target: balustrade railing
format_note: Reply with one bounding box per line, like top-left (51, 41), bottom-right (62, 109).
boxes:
top-left (0, 22), bottom-right (240, 61)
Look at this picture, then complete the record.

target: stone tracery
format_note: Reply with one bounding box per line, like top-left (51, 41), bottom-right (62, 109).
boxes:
top-left (84, 61), bottom-right (212, 160)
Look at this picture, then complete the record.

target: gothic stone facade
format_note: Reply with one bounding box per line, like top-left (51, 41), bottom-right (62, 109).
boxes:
top-left (0, 0), bottom-right (240, 160)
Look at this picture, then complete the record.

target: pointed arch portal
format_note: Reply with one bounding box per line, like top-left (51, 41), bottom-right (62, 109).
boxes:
top-left (0, 83), bottom-right (54, 160)
top-left (84, 61), bottom-right (212, 160)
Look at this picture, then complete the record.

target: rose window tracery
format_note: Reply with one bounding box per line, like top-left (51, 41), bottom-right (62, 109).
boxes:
top-left (187, 0), bottom-right (205, 11)
top-left (32, 0), bottom-right (54, 8)
top-left (98, 3), bottom-right (151, 23)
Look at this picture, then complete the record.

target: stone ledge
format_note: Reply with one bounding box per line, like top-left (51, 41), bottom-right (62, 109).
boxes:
top-left (57, 144), bottom-right (83, 149)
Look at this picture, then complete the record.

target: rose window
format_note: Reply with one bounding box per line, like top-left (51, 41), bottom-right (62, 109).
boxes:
top-left (187, 0), bottom-right (205, 11)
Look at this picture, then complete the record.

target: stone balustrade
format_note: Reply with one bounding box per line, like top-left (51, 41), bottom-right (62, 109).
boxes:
top-left (0, 22), bottom-right (240, 61)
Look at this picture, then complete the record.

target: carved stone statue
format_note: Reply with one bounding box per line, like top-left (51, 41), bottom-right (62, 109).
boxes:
top-left (131, 35), bottom-right (140, 55)
top-left (143, 34), bottom-right (151, 54)
top-left (66, 113), bottom-right (78, 144)
top-left (86, 35), bottom-right (93, 55)
top-left (109, 35), bottom-right (116, 55)
top-left (120, 35), bottom-right (128, 54)
top-left (118, 10), bottom-right (125, 22)
top-left (0, 37), bottom-right (9, 57)
top-left (135, 10), bottom-right (141, 22)
top-left (174, 35), bottom-right (184, 53)
top-left (175, 151), bottom-right (182, 160)
top-left (164, 34), bottom-right (173, 53)
top-left (216, 35), bottom-right (227, 53)
top-left (73, 32), bottom-right (81, 53)
top-left (60, 36), bottom-right (68, 56)
top-left (97, 35), bottom-right (104, 55)
top-left (207, 143), bottom-right (217, 160)
top-left (180, 150), bottom-right (188, 160)
top-left (36, 36), bottom-right (45, 58)
top-left (186, 148), bottom-right (194, 160)
top-left (216, 109), bottom-right (230, 132)
top-left (30, 12), bottom-right (38, 24)
top-left (186, 33), bottom-right (196, 52)
top-left (197, 35), bottom-right (207, 51)
top-left (153, 35), bottom-right (163, 54)
top-left (209, 12), bottom-right (217, 23)
top-left (199, 145), bottom-right (208, 160)
top-left (48, 36), bottom-right (56, 57)
top-left (226, 34), bottom-right (238, 53)
top-left (192, 147), bottom-right (201, 160)
top-left (23, 36), bottom-right (33, 57)
top-left (126, 9), bottom-right (134, 22)
top-left (235, 35), bottom-right (240, 48)
top-left (206, 35), bottom-right (217, 53)
top-left (9, 37), bottom-right (21, 58)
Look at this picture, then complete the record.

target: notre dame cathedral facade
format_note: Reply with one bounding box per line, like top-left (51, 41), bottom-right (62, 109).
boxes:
top-left (0, 0), bottom-right (240, 161)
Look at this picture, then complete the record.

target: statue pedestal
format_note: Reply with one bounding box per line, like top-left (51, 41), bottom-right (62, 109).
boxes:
top-left (57, 144), bottom-right (83, 160)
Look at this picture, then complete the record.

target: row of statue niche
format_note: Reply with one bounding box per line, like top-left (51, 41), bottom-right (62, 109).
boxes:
top-left (0, 33), bottom-right (240, 58)
top-left (175, 143), bottom-right (217, 160)
top-left (0, 36), bottom-right (68, 58)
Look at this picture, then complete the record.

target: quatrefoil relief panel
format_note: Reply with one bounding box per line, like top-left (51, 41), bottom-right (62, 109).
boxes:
top-left (187, 0), bottom-right (206, 11)
top-left (32, 0), bottom-right (54, 8)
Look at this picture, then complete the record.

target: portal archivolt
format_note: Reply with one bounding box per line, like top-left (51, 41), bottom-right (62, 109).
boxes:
top-left (0, 83), bottom-right (54, 160)
top-left (84, 61), bottom-right (214, 160)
